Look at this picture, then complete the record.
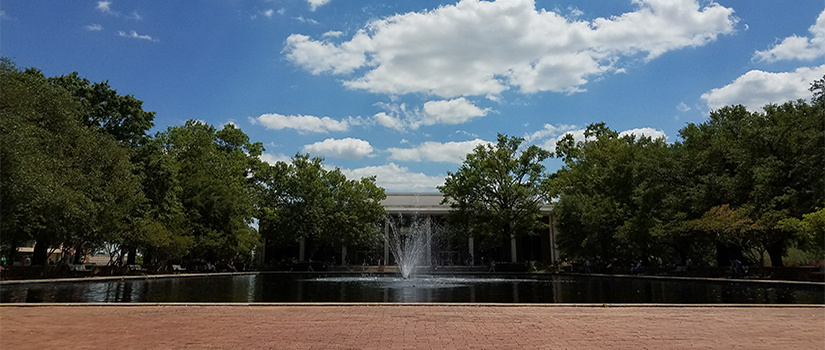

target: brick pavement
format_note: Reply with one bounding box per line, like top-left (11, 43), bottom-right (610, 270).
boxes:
top-left (1, 305), bottom-right (823, 349)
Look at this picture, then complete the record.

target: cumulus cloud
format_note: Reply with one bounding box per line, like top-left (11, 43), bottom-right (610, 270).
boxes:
top-left (388, 139), bottom-right (491, 164)
top-left (96, 1), bottom-right (116, 15)
top-left (284, 33), bottom-right (370, 75)
top-left (85, 24), bottom-right (103, 31)
top-left (339, 163), bottom-right (445, 192)
top-left (302, 138), bottom-right (374, 160)
top-left (754, 10), bottom-right (825, 62)
top-left (374, 112), bottom-right (405, 131)
top-left (285, 0), bottom-right (736, 98)
top-left (701, 65), bottom-right (825, 111)
top-left (524, 123), bottom-right (579, 142)
top-left (373, 98), bottom-right (488, 131)
top-left (420, 98), bottom-right (490, 126)
top-left (117, 30), bottom-right (157, 42)
top-left (250, 113), bottom-right (349, 134)
top-left (307, 0), bottom-right (332, 12)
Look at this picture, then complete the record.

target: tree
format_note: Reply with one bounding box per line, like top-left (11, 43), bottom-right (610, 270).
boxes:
top-left (778, 208), bottom-right (825, 261)
top-left (47, 72), bottom-right (155, 147)
top-left (679, 95), bottom-right (824, 266)
top-left (550, 123), bottom-right (677, 265)
top-left (439, 134), bottom-right (550, 261)
top-left (154, 121), bottom-right (262, 264)
top-left (1, 63), bottom-right (142, 266)
top-left (257, 154), bottom-right (386, 258)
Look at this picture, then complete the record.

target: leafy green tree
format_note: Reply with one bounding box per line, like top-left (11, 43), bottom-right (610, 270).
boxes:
top-left (257, 154), bottom-right (386, 257)
top-left (439, 134), bottom-right (550, 261)
top-left (155, 121), bottom-right (263, 264)
top-left (679, 94), bottom-right (824, 266)
top-left (550, 123), bottom-right (676, 265)
top-left (777, 208), bottom-right (825, 260)
top-left (1, 63), bottom-right (142, 265)
top-left (47, 72), bottom-right (155, 147)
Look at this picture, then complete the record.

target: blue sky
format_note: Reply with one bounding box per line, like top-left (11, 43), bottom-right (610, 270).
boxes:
top-left (3, 0), bottom-right (824, 191)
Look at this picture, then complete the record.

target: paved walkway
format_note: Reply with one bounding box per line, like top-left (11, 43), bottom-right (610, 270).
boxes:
top-left (2, 304), bottom-right (823, 349)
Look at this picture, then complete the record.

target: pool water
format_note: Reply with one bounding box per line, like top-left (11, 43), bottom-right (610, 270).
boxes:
top-left (1, 273), bottom-right (822, 304)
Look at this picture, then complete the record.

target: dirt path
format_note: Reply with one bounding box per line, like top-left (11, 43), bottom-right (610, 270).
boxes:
top-left (2, 305), bottom-right (823, 349)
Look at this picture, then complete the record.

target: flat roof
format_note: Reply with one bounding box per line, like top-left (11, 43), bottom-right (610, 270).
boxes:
top-left (381, 193), bottom-right (553, 215)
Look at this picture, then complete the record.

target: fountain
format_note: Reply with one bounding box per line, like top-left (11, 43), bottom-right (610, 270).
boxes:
top-left (385, 213), bottom-right (433, 279)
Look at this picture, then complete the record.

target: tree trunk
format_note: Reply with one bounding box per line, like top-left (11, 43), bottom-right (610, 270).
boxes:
top-left (767, 242), bottom-right (785, 267)
top-left (73, 246), bottom-right (84, 264)
top-left (127, 247), bottom-right (137, 265)
top-left (32, 240), bottom-right (49, 265)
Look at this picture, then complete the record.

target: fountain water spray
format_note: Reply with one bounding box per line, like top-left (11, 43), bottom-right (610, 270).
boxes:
top-left (385, 213), bottom-right (433, 279)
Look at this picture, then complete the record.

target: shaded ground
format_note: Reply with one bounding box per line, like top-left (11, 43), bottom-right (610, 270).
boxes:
top-left (1, 305), bottom-right (823, 349)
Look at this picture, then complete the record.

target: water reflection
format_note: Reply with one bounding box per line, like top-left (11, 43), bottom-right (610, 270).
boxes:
top-left (1, 274), bottom-right (822, 304)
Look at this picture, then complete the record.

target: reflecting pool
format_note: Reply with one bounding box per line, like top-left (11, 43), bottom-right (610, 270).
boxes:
top-left (1, 273), bottom-right (823, 304)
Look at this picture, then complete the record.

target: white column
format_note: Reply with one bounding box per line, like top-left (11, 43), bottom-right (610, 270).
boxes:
top-left (426, 215), bottom-right (432, 266)
top-left (383, 219), bottom-right (389, 265)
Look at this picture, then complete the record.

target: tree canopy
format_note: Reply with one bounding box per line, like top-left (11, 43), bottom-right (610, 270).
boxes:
top-left (256, 154), bottom-right (386, 253)
top-left (548, 77), bottom-right (825, 268)
top-left (439, 134), bottom-right (551, 257)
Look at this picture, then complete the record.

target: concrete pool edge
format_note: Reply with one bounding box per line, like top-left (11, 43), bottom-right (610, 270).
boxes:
top-left (2, 302), bottom-right (823, 308)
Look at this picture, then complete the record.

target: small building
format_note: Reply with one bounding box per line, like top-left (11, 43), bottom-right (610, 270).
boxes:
top-left (260, 192), bottom-right (560, 268)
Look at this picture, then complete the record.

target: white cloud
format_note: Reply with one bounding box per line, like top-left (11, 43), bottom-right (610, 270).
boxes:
top-left (677, 102), bottom-right (691, 112)
top-left (294, 16), bottom-right (320, 25)
top-left (85, 24), bottom-right (103, 31)
top-left (117, 30), bottom-right (157, 42)
top-left (701, 65), bottom-right (825, 111)
top-left (259, 153), bottom-right (292, 166)
top-left (420, 98), bottom-right (490, 126)
top-left (323, 31), bottom-right (343, 38)
top-left (285, 33), bottom-right (370, 75)
top-left (388, 139), bottom-right (491, 164)
top-left (619, 127), bottom-right (667, 141)
top-left (250, 113), bottom-right (349, 134)
top-left (307, 0), bottom-right (332, 12)
top-left (374, 112), bottom-right (405, 131)
top-left (524, 123), bottom-right (578, 142)
top-left (754, 10), bottom-right (825, 62)
top-left (302, 138), bottom-right (374, 160)
top-left (285, 0), bottom-right (736, 98)
top-left (96, 1), bottom-right (115, 15)
top-left (339, 163), bottom-right (445, 192)
top-left (264, 9), bottom-right (275, 18)
top-left (373, 99), bottom-right (488, 131)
